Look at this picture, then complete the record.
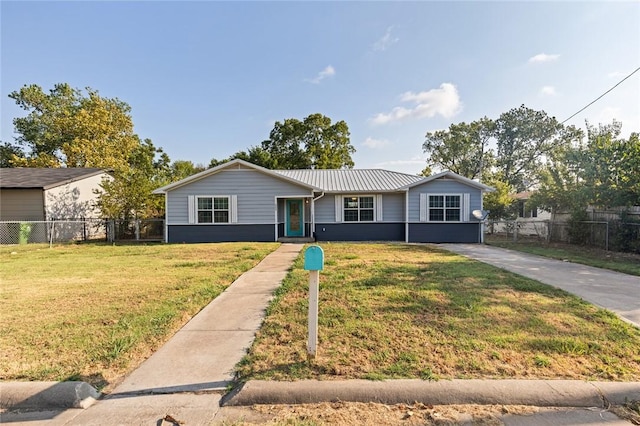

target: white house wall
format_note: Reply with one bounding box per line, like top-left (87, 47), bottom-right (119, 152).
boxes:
top-left (44, 173), bottom-right (109, 220)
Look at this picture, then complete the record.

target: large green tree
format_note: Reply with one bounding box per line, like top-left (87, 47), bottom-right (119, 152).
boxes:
top-left (6, 83), bottom-right (173, 219)
top-left (533, 121), bottom-right (640, 212)
top-left (210, 113), bottom-right (355, 170)
top-left (494, 105), bottom-right (582, 191)
top-left (7, 83), bottom-right (138, 171)
top-left (422, 117), bottom-right (495, 180)
top-left (96, 138), bottom-right (170, 220)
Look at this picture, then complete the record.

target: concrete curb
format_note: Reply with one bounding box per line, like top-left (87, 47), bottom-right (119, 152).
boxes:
top-left (223, 379), bottom-right (640, 408)
top-left (0, 381), bottom-right (101, 409)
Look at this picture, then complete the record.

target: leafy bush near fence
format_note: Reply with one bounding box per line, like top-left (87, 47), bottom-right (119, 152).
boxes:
top-left (567, 210), bottom-right (590, 245)
top-left (612, 213), bottom-right (640, 254)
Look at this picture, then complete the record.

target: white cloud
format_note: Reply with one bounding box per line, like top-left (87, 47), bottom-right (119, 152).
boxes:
top-left (372, 27), bottom-right (399, 52)
top-left (305, 65), bottom-right (335, 84)
top-left (608, 71), bottom-right (626, 79)
top-left (362, 137), bottom-right (390, 149)
top-left (375, 158), bottom-right (425, 166)
top-left (370, 83), bottom-right (462, 125)
top-left (528, 53), bottom-right (560, 63)
top-left (595, 106), bottom-right (623, 124)
top-left (540, 86), bottom-right (557, 96)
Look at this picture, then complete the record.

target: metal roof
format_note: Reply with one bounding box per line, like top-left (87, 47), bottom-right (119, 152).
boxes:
top-left (153, 159), bottom-right (495, 195)
top-left (0, 168), bottom-right (108, 190)
top-left (275, 169), bottom-right (424, 192)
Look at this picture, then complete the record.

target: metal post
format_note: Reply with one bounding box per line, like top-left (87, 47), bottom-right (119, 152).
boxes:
top-left (308, 269), bottom-right (319, 359)
top-left (49, 221), bottom-right (55, 249)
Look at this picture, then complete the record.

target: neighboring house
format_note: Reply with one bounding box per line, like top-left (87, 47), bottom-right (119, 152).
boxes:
top-left (0, 168), bottom-right (110, 221)
top-left (153, 159), bottom-right (494, 244)
top-left (514, 191), bottom-right (550, 221)
top-left (0, 168), bottom-right (111, 244)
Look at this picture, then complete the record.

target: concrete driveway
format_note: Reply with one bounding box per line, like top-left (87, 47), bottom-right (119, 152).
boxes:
top-left (438, 244), bottom-right (640, 328)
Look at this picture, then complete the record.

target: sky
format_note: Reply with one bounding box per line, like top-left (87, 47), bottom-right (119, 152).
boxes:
top-left (1, 1), bottom-right (639, 175)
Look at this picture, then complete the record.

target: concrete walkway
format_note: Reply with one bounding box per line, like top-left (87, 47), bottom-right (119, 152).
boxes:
top-left (438, 244), bottom-right (640, 328)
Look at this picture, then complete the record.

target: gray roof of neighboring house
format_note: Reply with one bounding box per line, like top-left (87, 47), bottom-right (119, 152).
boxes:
top-left (0, 168), bottom-right (108, 190)
top-left (275, 169), bottom-right (424, 192)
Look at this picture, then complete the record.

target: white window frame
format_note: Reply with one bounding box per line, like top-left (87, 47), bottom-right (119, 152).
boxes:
top-left (342, 195), bottom-right (376, 222)
top-left (423, 193), bottom-right (465, 222)
top-left (188, 195), bottom-right (237, 224)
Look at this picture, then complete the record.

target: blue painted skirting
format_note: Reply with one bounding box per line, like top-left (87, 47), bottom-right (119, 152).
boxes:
top-left (168, 224), bottom-right (275, 243)
top-left (314, 223), bottom-right (404, 241)
top-left (167, 222), bottom-right (480, 243)
top-left (408, 223), bottom-right (480, 243)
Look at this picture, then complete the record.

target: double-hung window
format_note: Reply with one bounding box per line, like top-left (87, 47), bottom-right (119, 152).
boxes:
top-left (197, 196), bottom-right (229, 223)
top-left (428, 194), bottom-right (461, 222)
top-left (343, 196), bottom-right (374, 222)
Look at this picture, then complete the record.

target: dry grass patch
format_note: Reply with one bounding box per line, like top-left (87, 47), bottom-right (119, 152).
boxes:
top-left (237, 243), bottom-right (640, 382)
top-left (0, 242), bottom-right (278, 390)
top-left (241, 402), bottom-right (539, 425)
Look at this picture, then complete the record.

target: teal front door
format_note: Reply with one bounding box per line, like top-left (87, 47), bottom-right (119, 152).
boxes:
top-left (286, 199), bottom-right (304, 237)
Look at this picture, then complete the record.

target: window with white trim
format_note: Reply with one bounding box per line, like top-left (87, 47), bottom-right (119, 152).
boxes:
top-left (428, 194), bottom-right (461, 222)
top-left (343, 196), bottom-right (374, 222)
top-left (197, 196), bottom-right (229, 223)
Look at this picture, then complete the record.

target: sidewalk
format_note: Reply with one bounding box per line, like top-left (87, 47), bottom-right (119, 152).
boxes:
top-left (437, 243), bottom-right (640, 328)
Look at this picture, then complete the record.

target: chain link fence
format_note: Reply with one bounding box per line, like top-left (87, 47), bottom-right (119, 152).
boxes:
top-left (1, 219), bottom-right (165, 245)
top-left (0, 219), bottom-right (107, 245)
top-left (106, 219), bottom-right (164, 242)
top-left (486, 219), bottom-right (640, 253)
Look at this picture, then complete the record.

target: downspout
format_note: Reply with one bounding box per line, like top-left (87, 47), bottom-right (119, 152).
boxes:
top-left (480, 191), bottom-right (485, 244)
top-left (312, 192), bottom-right (325, 240)
top-left (164, 193), bottom-right (169, 243)
top-left (274, 197), bottom-right (278, 242)
top-left (404, 189), bottom-right (409, 243)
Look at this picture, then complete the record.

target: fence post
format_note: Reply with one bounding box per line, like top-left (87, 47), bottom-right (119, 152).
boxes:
top-left (513, 221), bottom-right (518, 242)
top-left (49, 220), bottom-right (55, 248)
top-left (606, 221), bottom-right (609, 251)
top-left (135, 220), bottom-right (141, 241)
top-left (107, 220), bottom-right (114, 242)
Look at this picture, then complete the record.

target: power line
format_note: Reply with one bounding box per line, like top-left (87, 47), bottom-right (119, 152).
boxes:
top-left (561, 66), bottom-right (640, 124)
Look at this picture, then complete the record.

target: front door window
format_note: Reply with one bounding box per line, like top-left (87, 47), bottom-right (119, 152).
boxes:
top-left (286, 200), bottom-right (304, 237)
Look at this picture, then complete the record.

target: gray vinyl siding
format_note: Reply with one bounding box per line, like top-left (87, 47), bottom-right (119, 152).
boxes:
top-left (408, 180), bottom-right (482, 222)
top-left (382, 193), bottom-right (405, 222)
top-left (314, 195), bottom-right (335, 223)
top-left (314, 192), bottom-right (405, 223)
top-left (0, 189), bottom-right (44, 221)
top-left (166, 169), bottom-right (312, 224)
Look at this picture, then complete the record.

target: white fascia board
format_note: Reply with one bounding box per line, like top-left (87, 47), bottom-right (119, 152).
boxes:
top-left (400, 170), bottom-right (495, 192)
top-left (152, 158), bottom-right (321, 194)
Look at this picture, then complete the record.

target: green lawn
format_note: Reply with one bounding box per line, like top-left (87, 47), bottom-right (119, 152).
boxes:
top-left (0, 242), bottom-right (279, 390)
top-left (237, 243), bottom-right (640, 382)
top-left (485, 238), bottom-right (640, 276)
